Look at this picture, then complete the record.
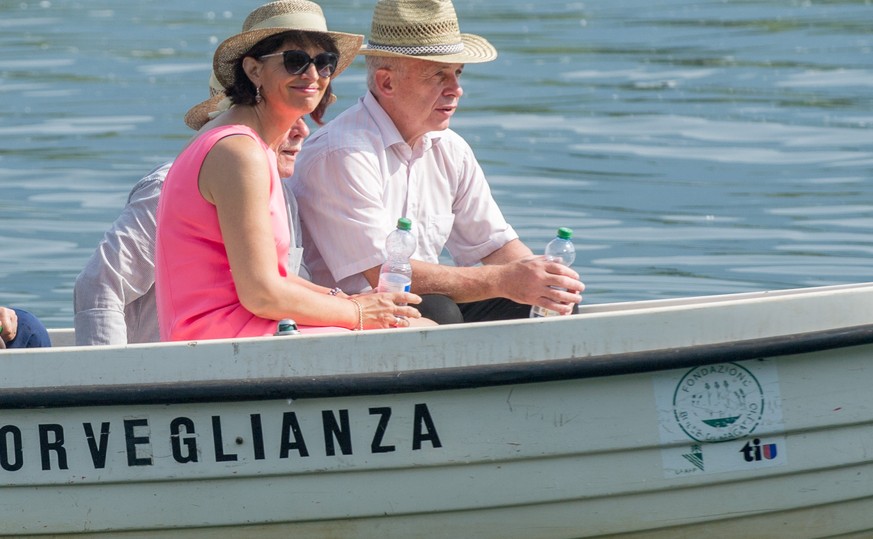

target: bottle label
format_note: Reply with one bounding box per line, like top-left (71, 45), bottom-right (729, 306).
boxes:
top-left (529, 286), bottom-right (568, 318)
top-left (378, 272), bottom-right (412, 294)
top-left (530, 305), bottom-right (562, 318)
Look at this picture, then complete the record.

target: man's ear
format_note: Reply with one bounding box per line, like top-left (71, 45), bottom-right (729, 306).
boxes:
top-left (373, 67), bottom-right (395, 98)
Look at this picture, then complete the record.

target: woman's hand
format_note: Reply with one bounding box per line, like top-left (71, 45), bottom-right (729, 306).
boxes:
top-left (350, 292), bottom-right (423, 329)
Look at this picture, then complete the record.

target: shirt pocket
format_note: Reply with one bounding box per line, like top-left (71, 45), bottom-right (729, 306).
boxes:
top-left (424, 214), bottom-right (455, 260)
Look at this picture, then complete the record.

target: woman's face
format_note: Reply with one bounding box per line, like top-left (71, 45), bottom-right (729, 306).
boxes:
top-left (257, 40), bottom-right (332, 117)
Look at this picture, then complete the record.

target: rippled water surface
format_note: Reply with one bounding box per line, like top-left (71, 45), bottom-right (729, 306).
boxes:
top-left (1, 0), bottom-right (871, 326)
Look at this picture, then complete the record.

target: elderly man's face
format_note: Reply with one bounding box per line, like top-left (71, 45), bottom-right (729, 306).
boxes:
top-left (390, 59), bottom-right (464, 146)
top-left (276, 117), bottom-right (310, 178)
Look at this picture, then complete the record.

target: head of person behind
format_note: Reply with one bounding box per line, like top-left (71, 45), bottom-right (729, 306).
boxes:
top-left (359, 0), bottom-right (497, 147)
top-left (156, 0), bottom-right (423, 342)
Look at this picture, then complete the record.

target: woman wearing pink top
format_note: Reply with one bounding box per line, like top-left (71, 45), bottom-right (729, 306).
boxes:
top-left (155, 0), bottom-right (424, 341)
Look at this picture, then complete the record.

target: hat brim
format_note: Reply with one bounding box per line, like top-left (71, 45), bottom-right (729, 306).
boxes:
top-left (184, 94), bottom-right (226, 131)
top-left (359, 34), bottom-right (496, 64)
top-left (214, 28), bottom-right (363, 89)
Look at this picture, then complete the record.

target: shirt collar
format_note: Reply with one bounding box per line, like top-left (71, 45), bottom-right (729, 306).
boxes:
top-left (362, 91), bottom-right (440, 154)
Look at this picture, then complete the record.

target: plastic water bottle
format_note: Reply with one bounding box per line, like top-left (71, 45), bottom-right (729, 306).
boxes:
top-left (274, 318), bottom-right (301, 336)
top-left (530, 227), bottom-right (576, 318)
top-left (378, 217), bottom-right (415, 305)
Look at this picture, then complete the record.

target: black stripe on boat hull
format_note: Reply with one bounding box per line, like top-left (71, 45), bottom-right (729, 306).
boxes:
top-left (3, 324), bottom-right (873, 409)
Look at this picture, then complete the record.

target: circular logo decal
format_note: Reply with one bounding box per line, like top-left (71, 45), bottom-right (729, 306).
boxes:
top-left (672, 363), bottom-right (764, 442)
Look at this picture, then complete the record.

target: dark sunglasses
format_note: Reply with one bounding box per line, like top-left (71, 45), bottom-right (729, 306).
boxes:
top-left (259, 50), bottom-right (339, 78)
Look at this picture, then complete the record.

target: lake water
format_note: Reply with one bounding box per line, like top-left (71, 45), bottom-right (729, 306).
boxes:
top-left (1, 0), bottom-right (871, 328)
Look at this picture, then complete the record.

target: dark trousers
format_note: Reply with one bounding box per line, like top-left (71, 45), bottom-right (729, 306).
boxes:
top-left (5, 308), bottom-right (52, 348)
top-left (417, 295), bottom-right (532, 325)
top-left (418, 294), bottom-right (580, 325)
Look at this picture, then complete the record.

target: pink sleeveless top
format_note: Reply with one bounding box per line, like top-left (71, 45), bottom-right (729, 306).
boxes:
top-left (155, 125), bottom-right (311, 341)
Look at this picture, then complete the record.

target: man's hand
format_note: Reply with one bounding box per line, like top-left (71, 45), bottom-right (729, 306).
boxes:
top-left (0, 307), bottom-right (19, 343)
top-left (495, 256), bottom-right (584, 314)
top-left (363, 239), bottom-right (584, 309)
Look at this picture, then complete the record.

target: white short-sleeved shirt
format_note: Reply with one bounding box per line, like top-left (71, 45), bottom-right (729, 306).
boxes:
top-left (290, 92), bottom-right (518, 293)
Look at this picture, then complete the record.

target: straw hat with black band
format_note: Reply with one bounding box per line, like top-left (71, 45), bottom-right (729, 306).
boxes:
top-left (359, 0), bottom-right (497, 64)
top-left (212, 0), bottom-right (363, 90)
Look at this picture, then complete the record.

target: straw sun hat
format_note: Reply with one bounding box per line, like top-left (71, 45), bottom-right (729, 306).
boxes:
top-left (212, 0), bottom-right (364, 90)
top-left (183, 72), bottom-right (227, 130)
top-left (359, 0), bottom-right (497, 64)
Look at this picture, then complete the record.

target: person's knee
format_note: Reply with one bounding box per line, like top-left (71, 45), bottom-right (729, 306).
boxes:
top-left (8, 308), bottom-right (51, 348)
top-left (417, 295), bottom-right (463, 325)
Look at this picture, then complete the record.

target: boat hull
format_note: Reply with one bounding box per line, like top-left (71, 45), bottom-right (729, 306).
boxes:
top-left (3, 283), bottom-right (873, 537)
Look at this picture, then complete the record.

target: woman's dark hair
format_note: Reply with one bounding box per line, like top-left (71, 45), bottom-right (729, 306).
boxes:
top-left (225, 30), bottom-right (339, 125)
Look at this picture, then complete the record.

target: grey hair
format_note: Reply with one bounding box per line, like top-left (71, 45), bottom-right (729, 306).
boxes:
top-left (365, 55), bottom-right (405, 93)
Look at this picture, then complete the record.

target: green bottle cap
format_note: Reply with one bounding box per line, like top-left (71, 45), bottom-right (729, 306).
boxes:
top-left (397, 217), bottom-right (412, 231)
top-left (557, 227), bottom-right (573, 240)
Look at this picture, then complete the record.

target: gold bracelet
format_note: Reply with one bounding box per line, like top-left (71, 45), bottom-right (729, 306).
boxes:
top-left (347, 298), bottom-right (364, 331)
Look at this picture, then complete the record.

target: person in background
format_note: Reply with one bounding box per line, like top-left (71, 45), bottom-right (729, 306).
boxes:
top-left (290, 0), bottom-right (584, 325)
top-left (155, 0), bottom-right (425, 342)
top-left (73, 70), bottom-right (312, 346)
top-left (0, 306), bottom-right (51, 348)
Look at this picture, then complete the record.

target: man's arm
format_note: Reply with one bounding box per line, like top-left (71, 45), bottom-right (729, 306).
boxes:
top-left (363, 239), bottom-right (583, 310)
top-left (74, 165), bottom-right (168, 345)
top-left (480, 238), bottom-right (533, 265)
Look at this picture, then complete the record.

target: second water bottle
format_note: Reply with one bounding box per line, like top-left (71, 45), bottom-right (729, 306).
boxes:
top-left (530, 227), bottom-right (576, 318)
top-left (378, 217), bottom-right (415, 303)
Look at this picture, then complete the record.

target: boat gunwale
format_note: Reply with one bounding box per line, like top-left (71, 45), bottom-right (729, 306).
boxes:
top-left (4, 323), bottom-right (873, 410)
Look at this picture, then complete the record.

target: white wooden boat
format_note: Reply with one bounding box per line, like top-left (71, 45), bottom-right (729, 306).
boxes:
top-left (3, 282), bottom-right (873, 538)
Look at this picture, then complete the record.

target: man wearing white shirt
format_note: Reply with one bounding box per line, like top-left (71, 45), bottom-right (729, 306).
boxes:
top-left (291, 0), bottom-right (583, 324)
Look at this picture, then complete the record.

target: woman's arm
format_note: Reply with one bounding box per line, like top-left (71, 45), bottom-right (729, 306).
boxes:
top-left (199, 136), bottom-right (421, 329)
